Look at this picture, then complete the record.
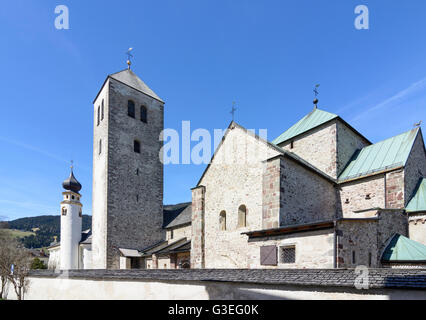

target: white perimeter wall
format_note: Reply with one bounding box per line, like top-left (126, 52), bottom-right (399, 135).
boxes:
top-left (3, 277), bottom-right (426, 300)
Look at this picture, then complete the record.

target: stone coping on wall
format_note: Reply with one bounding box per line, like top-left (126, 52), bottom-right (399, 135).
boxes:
top-left (29, 268), bottom-right (426, 290)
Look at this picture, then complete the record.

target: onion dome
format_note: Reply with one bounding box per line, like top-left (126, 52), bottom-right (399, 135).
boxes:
top-left (62, 167), bottom-right (82, 193)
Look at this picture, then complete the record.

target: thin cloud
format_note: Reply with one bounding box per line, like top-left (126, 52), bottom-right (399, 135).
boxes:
top-left (351, 78), bottom-right (426, 122)
top-left (0, 136), bottom-right (90, 171)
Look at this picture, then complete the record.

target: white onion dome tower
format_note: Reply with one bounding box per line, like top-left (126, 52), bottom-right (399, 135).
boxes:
top-left (60, 165), bottom-right (83, 270)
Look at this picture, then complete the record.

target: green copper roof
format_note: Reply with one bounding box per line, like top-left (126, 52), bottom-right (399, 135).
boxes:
top-left (338, 128), bottom-right (419, 182)
top-left (406, 178), bottom-right (426, 213)
top-left (272, 108), bottom-right (338, 145)
top-left (382, 234), bottom-right (426, 262)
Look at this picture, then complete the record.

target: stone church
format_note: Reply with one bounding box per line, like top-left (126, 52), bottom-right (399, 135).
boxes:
top-left (48, 65), bottom-right (426, 270)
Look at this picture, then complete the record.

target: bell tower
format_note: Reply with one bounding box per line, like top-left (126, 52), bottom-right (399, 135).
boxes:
top-left (91, 66), bottom-right (165, 269)
top-left (60, 165), bottom-right (83, 270)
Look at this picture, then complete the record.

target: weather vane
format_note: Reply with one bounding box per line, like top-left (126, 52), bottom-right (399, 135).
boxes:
top-left (313, 84), bottom-right (320, 108)
top-left (126, 48), bottom-right (134, 69)
top-left (414, 120), bottom-right (422, 128)
top-left (230, 101), bottom-right (237, 122)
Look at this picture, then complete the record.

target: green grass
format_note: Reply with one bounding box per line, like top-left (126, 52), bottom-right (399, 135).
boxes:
top-left (1, 229), bottom-right (35, 238)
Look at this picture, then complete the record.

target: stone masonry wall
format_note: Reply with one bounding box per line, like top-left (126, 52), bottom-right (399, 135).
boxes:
top-left (191, 186), bottom-right (206, 269)
top-left (377, 210), bottom-right (408, 258)
top-left (280, 120), bottom-right (338, 178)
top-left (262, 157), bottom-right (284, 229)
top-left (197, 125), bottom-right (280, 268)
top-left (404, 131), bottom-right (426, 205)
top-left (336, 120), bottom-right (370, 177)
top-left (339, 175), bottom-right (385, 217)
top-left (336, 220), bottom-right (378, 268)
top-left (409, 214), bottom-right (426, 246)
top-left (247, 229), bottom-right (335, 269)
top-left (91, 81), bottom-right (110, 269)
top-left (385, 169), bottom-right (405, 209)
top-left (105, 78), bottom-right (164, 269)
top-left (166, 224), bottom-right (192, 242)
top-left (280, 157), bottom-right (337, 225)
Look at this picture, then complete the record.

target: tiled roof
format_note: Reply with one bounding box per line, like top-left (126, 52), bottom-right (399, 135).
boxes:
top-left (272, 108), bottom-right (338, 145)
top-left (30, 269), bottom-right (426, 290)
top-left (163, 202), bottom-right (192, 228)
top-left (119, 248), bottom-right (142, 258)
top-left (338, 128), bottom-right (419, 182)
top-left (382, 234), bottom-right (426, 262)
top-left (406, 178), bottom-right (426, 213)
top-left (109, 69), bottom-right (164, 102)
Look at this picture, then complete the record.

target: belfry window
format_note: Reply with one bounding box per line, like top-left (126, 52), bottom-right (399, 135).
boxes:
top-left (134, 140), bottom-right (141, 153)
top-left (237, 205), bottom-right (247, 228)
top-left (101, 99), bottom-right (104, 120)
top-left (128, 100), bottom-right (135, 118)
top-left (219, 211), bottom-right (226, 231)
top-left (140, 105), bottom-right (147, 123)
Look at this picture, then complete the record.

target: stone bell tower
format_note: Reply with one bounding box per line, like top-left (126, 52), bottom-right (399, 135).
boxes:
top-left (60, 166), bottom-right (83, 270)
top-left (91, 63), bottom-right (165, 269)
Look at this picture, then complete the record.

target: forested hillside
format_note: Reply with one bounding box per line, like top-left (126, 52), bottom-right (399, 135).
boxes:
top-left (3, 215), bottom-right (91, 249)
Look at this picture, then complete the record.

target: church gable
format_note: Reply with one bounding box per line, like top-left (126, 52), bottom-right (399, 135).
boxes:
top-left (404, 129), bottom-right (426, 206)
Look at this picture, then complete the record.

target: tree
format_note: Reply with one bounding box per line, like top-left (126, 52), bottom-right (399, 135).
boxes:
top-left (8, 248), bottom-right (31, 300)
top-left (0, 230), bottom-right (31, 300)
top-left (0, 230), bottom-right (14, 299)
top-left (30, 258), bottom-right (47, 270)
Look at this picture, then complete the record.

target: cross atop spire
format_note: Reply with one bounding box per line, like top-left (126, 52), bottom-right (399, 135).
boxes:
top-left (126, 48), bottom-right (134, 69)
top-left (230, 101), bottom-right (237, 121)
top-left (313, 84), bottom-right (320, 109)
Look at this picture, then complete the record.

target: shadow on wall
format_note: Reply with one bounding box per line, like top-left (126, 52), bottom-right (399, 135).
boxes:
top-left (385, 275), bottom-right (426, 300)
top-left (203, 282), bottom-right (295, 300)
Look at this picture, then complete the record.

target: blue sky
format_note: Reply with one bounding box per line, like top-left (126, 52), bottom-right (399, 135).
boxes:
top-left (0, 0), bottom-right (425, 220)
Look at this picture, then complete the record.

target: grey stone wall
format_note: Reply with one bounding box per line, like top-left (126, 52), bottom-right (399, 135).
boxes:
top-left (280, 157), bottom-right (337, 226)
top-left (336, 121), bottom-right (370, 176)
top-left (280, 121), bottom-right (338, 178)
top-left (385, 169), bottom-right (405, 209)
top-left (339, 175), bottom-right (385, 217)
top-left (404, 131), bottom-right (426, 205)
top-left (191, 186), bottom-right (206, 269)
top-left (336, 220), bottom-right (378, 268)
top-left (92, 77), bottom-right (164, 269)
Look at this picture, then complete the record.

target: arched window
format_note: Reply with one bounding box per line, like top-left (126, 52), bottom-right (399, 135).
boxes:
top-left (97, 106), bottom-right (100, 126)
top-left (101, 99), bottom-right (104, 120)
top-left (61, 208), bottom-right (67, 216)
top-left (134, 140), bottom-right (140, 153)
top-left (140, 105), bottom-right (147, 123)
top-left (128, 100), bottom-right (135, 118)
top-left (219, 211), bottom-right (226, 231)
top-left (99, 139), bottom-right (102, 155)
top-left (238, 205), bottom-right (247, 228)
top-left (79, 209), bottom-right (82, 218)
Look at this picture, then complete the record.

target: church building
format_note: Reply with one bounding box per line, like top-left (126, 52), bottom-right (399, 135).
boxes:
top-left (48, 64), bottom-right (426, 270)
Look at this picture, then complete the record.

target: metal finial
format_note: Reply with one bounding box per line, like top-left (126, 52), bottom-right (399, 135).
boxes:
top-left (313, 84), bottom-right (320, 108)
top-left (230, 101), bottom-right (237, 122)
top-left (70, 160), bottom-right (74, 171)
top-left (126, 48), bottom-right (134, 69)
top-left (414, 120), bottom-right (422, 128)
